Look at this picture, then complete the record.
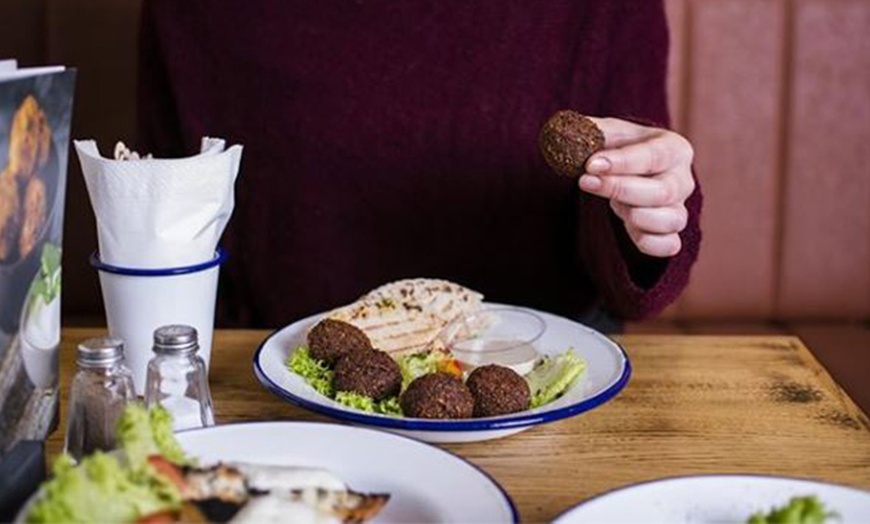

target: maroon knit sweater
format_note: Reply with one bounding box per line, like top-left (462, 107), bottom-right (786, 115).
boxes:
top-left (138, 0), bottom-right (702, 328)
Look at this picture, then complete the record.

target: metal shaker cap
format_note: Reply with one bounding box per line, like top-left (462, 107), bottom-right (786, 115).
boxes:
top-left (77, 336), bottom-right (126, 367)
top-left (153, 324), bottom-right (199, 355)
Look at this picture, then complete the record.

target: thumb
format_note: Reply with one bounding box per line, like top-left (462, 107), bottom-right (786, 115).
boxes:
top-left (586, 117), bottom-right (657, 149)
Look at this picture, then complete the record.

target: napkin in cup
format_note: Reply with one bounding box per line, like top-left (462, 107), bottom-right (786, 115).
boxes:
top-left (74, 137), bottom-right (242, 269)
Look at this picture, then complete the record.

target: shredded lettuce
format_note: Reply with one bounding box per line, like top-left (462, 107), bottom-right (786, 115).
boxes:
top-left (27, 452), bottom-right (179, 523)
top-left (397, 350), bottom-right (454, 390)
top-left (287, 341), bottom-right (586, 416)
top-left (116, 404), bottom-right (191, 468)
top-left (525, 349), bottom-right (587, 408)
top-left (288, 346), bottom-right (403, 415)
top-left (148, 405), bottom-right (189, 465)
top-left (747, 496), bottom-right (837, 524)
top-left (335, 391), bottom-right (403, 416)
top-left (287, 346), bottom-right (334, 397)
top-left (27, 404), bottom-right (187, 524)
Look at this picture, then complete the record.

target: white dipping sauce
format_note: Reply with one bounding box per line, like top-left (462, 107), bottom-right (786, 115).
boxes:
top-left (21, 295), bottom-right (61, 389)
top-left (229, 463), bottom-right (347, 492)
top-left (23, 295), bottom-right (61, 350)
top-left (453, 339), bottom-right (540, 375)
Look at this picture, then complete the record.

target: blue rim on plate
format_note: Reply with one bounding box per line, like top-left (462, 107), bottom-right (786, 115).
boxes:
top-left (252, 330), bottom-right (632, 432)
top-left (90, 248), bottom-right (226, 276)
top-left (176, 421), bottom-right (520, 523)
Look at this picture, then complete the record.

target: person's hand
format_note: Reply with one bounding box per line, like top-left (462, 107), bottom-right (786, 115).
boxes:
top-left (579, 117), bottom-right (695, 257)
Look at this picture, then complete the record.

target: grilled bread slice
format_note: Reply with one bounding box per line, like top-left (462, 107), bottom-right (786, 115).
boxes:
top-left (145, 456), bottom-right (389, 524)
top-left (324, 278), bottom-right (484, 356)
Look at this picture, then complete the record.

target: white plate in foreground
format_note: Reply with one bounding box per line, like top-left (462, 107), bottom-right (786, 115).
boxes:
top-left (176, 422), bottom-right (517, 523)
top-left (253, 303), bottom-right (631, 443)
top-left (15, 422), bottom-right (516, 523)
top-left (553, 474), bottom-right (870, 524)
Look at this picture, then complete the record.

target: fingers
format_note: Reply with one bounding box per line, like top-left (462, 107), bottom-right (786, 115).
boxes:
top-left (610, 201), bottom-right (688, 235)
top-left (613, 202), bottom-right (686, 256)
top-left (611, 201), bottom-right (687, 257)
top-left (585, 117), bottom-right (651, 149)
top-left (625, 225), bottom-right (683, 258)
top-left (575, 118), bottom-right (694, 257)
top-left (580, 169), bottom-right (694, 207)
top-left (585, 129), bottom-right (693, 176)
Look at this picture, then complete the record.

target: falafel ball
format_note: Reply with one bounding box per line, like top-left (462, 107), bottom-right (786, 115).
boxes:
top-left (333, 349), bottom-right (402, 401)
top-left (307, 318), bottom-right (373, 366)
top-left (9, 95), bottom-right (51, 181)
top-left (538, 110), bottom-right (605, 178)
top-left (20, 177), bottom-right (47, 258)
top-left (400, 372), bottom-right (474, 419)
top-left (0, 171), bottom-right (21, 262)
top-left (466, 364), bottom-right (531, 417)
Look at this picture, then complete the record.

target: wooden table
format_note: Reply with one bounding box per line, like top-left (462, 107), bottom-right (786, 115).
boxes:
top-left (48, 329), bottom-right (870, 522)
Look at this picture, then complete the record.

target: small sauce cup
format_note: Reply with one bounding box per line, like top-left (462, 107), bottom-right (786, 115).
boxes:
top-left (436, 307), bottom-right (546, 375)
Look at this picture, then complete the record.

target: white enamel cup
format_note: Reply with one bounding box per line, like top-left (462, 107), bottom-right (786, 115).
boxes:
top-left (90, 249), bottom-right (225, 394)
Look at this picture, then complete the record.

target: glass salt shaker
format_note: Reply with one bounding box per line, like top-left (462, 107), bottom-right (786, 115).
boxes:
top-left (64, 336), bottom-right (136, 461)
top-left (144, 325), bottom-right (215, 431)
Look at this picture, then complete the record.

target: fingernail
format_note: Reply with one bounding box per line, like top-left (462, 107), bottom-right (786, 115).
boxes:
top-left (579, 175), bottom-right (602, 191)
top-left (587, 156), bottom-right (611, 174)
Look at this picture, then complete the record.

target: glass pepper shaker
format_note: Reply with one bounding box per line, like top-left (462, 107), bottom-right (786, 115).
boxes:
top-left (64, 336), bottom-right (136, 461)
top-left (144, 325), bottom-right (215, 431)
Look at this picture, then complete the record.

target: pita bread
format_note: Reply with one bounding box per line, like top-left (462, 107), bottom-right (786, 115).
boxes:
top-left (324, 278), bottom-right (484, 356)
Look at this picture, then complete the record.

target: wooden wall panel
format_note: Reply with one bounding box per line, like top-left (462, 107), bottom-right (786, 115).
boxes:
top-left (778, 0), bottom-right (870, 318)
top-left (679, 0), bottom-right (784, 319)
top-left (660, 0), bottom-right (690, 320)
top-left (665, 0), bottom-right (688, 135)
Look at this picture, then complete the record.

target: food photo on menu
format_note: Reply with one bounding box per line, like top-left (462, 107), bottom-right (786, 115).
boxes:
top-left (3, 1), bottom-right (870, 523)
top-left (0, 60), bottom-right (75, 458)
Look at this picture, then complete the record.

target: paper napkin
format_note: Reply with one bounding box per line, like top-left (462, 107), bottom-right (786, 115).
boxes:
top-left (74, 137), bottom-right (242, 268)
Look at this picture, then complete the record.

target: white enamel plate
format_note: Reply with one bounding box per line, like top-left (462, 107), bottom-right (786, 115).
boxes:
top-left (553, 474), bottom-right (870, 524)
top-left (253, 303), bottom-right (630, 443)
top-left (176, 422), bottom-right (517, 523)
top-left (16, 422), bottom-right (517, 523)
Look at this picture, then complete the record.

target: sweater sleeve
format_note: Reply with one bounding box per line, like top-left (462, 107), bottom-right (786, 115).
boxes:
top-left (576, 0), bottom-right (703, 321)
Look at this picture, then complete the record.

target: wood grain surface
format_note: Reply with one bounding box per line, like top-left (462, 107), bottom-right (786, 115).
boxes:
top-left (47, 329), bottom-right (870, 523)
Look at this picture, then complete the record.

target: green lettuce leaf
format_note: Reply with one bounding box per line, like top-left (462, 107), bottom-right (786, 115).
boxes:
top-left (116, 404), bottom-right (191, 467)
top-left (335, 391), bottom-right (402, 416)
top-left (28, 243), bottom-right (62, 316)
top-left (397, 350), bottom-right (452, 391)
top-left (27, 452), bottom-right (180, 523)
top-left (286, 346), bottom-right (334, 396)
top-left (147, 405), bottom-right (189, 465)
top-left (27, 404), bottom-right (193, 523)
top-left (525, 349), bottom-right (587, 408)
top-left (287, 345), bottom-right (403, 415)
top-left (747, 496), bottom-right (837, 524)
